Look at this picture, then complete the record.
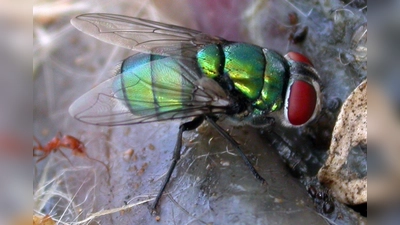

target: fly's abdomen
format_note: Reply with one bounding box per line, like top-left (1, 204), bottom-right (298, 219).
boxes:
top-left (113, 54), bottom-right (193, 118)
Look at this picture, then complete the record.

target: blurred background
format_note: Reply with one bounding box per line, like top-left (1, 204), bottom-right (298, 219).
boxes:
top-left (0, 0), bottom-right (31, 224)
top-left (369, 1), bottom-right (400, 224)
top-left (0, 0), bottom-right (356, 224)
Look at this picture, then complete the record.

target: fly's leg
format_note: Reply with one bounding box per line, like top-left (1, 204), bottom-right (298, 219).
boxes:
top-left (150, 115), bottom-right (205, 215)
top-left (205, 116), bottom-right (267, 185)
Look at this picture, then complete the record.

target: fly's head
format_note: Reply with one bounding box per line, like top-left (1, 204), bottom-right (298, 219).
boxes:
top-left (281, 52), bottom-right (322, 127)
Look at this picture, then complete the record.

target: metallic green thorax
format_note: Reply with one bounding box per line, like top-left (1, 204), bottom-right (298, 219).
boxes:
top-left (255, 49), bottom-right (288, 111)
top-left (197, 43), bottom-right (289, 113)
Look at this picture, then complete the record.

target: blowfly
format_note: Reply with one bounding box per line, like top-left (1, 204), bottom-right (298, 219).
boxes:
top-left (69, 13), bottom-right (322, 214)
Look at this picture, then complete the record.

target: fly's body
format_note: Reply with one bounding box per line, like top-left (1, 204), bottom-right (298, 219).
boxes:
top-left (69, 13), bottom-right (322, 215)
top-left (113, 43), bottom-right (290, 126)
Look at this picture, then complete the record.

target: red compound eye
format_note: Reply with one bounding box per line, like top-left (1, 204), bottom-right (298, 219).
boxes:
top-left (287, 80), bottom-right (317, 126)
top-left (286, 52), bottom-right (313, 66)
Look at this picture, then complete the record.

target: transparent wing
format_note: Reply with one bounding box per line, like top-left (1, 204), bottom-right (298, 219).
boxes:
top-left (69, 56), bottom-right (231, 126)
top-left (71, 13), bottom-right (226, 55)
